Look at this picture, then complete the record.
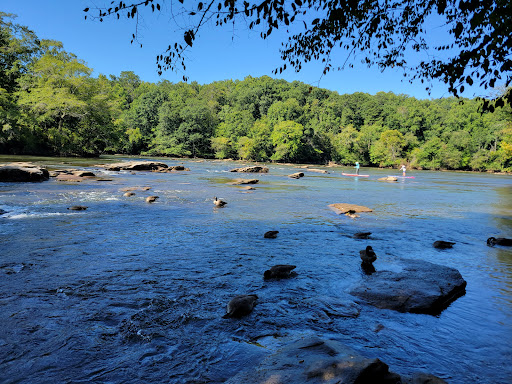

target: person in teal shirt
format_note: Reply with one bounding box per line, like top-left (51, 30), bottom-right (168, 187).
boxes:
top-left (355, 161), bottom-right (360, 175)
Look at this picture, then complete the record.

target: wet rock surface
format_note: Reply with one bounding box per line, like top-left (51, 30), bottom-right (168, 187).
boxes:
top-left (225, 337), bottom-right (446, 384)
top-left (0, 162), bottom-right (49, 182)
top-left (288, 172), bottom-right (305, 179)
top-left (350, 259), bottom-right (467, 314)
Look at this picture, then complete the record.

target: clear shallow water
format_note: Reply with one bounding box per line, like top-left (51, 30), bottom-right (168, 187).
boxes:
top-left (1, 156), bottom-right (511, 383)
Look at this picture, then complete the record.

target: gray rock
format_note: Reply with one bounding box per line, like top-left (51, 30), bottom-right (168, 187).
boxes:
top-left (350, 259), bottom-right (466, 314)
top-left (230, 178), bottom-right (259, 185)
top-left (230, 166), bottom-right (269, 173)
top-left (0, 163), bottom-right (49, 182)
top-left (225, 337), bottom-right (445, 384)
top-left (101, 161), bottom-right (168, 171)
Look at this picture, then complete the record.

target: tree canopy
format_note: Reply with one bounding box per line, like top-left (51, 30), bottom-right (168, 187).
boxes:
top-left (84, 0), bottom-right (512, 108)
top-left (1, 12), bottom-right (511, 172)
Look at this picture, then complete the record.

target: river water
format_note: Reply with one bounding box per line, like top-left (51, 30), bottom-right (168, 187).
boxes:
top-left (1, 155), bottom-right (511, 383)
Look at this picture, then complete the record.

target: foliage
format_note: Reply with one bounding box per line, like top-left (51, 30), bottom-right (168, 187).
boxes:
top-left (1, 14), bottom-right (512, 171)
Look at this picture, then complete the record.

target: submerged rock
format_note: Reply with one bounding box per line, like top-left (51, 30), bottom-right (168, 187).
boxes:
top-left (0, 163), bottom-right (49, 182)
top-left (230, 166), bottom-right (269, 173)
top-left (225, 337), bottom-right (446, 383)
top-left (350, 259), bottom-right (467, 314)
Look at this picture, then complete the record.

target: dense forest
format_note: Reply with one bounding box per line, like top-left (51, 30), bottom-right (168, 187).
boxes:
top-left (1, 13), bottom-right (511, 171)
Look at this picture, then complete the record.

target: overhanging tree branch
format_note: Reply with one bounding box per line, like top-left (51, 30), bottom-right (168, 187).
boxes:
top-left (84, 0), bottom-right (512, 109)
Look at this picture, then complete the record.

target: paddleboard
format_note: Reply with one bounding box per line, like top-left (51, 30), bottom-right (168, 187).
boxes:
top-left (388, 175), bottom-right (415, 179)
top-left (342, 173), bottom-right (369, 177)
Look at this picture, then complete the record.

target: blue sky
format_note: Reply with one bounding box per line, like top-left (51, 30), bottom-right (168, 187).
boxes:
top-left (2, 0), bottom-right (494, 99)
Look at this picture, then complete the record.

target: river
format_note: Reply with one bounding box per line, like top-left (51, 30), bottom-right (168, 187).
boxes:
top-left (1, 155), bottom-right (511, 383)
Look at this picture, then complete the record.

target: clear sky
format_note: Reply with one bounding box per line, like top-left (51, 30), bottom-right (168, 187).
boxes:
top-left (2, 0), bottom-right (495, 100)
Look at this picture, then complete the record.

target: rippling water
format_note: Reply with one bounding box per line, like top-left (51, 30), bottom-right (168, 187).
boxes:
top-left (1, 156), bottom-right (511, 383)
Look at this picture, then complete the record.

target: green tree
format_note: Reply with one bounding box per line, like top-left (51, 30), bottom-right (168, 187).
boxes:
top-left (16, 40), bottom-right (94, 154)
top-left (270, 120), bottom-right (304, 162)
top-left (370, 129), bottom-right (406, 166)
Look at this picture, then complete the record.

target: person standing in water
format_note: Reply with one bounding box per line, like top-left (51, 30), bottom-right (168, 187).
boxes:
top-left (400, 164), bottom-right (406, 176)
top-left (355, 161), bottom-right (360, 175)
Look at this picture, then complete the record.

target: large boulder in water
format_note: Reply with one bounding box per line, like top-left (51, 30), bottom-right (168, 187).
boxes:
top-left (225, 337), bottom-right (447, 384)
top-left (350, 259), bottom-right (466, 314)
top-left (100, 161), bottom-right (168, 171)
top-left (230, 166), bottom-right (269, 173)
top-left (0, 163), bottom-right (49, 182)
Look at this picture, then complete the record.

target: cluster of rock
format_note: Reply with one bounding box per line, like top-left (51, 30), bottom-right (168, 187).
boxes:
top-left (0, 162), bottom-right (49, 182)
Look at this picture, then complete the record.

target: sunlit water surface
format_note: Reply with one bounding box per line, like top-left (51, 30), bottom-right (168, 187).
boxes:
top-left (1, 156), bottom-right (511, 383)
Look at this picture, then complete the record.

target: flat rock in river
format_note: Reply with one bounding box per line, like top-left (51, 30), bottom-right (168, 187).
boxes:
top-left (350, 258), bottom-right (466, 314)
top-left (229, 178), bottom-right (259, 185)
top-left (100, 161), bottom-right (168, 171)
top-left (225, 336), bottom-right (447, 384)
top-left (329, 203), bottom-right (373, 214)
top-left (0, 163), bottom-right (49, 182)
top-left (229, 166), bottom-right (269, 173)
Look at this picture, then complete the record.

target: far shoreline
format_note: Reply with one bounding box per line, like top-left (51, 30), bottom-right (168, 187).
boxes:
top-left (0, 154), bottom-right (510, 176)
